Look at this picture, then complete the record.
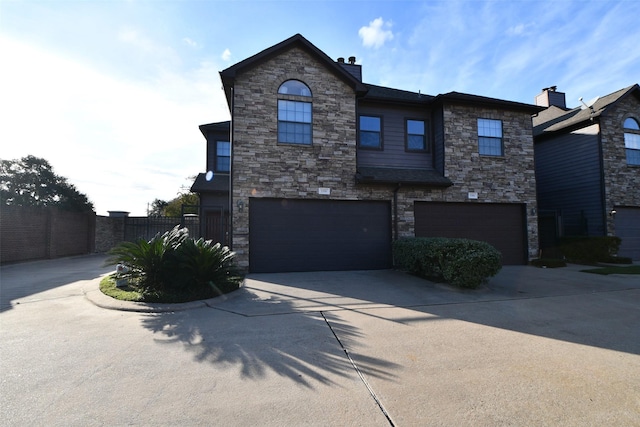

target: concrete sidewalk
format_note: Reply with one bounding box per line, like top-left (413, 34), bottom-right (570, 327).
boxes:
top-left (1, 256), bottom-right (639, 426)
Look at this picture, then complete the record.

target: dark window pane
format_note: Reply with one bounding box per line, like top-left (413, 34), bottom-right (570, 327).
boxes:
top-left (408, 134), bottom-right (425, 150)
top-left (360, 131), bottom-right (381, 148)
top-left (278, 80), bottom-right (312, 97)
top-left (360, 116), bottom-right (380, 131)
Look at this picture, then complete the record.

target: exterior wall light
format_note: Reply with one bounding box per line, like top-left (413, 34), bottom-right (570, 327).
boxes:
top-left (609, 209), bottom-right (617, 216)
top-left (237, 200), bottom-right (244, 212)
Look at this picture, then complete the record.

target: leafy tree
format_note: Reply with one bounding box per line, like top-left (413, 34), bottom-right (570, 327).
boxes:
top-left (148, 198), bottom-right (169, 217)
top-left (0, 155), bottom-right (94, 212)
top-left (148, 192), bottom-right (199, 217)
top-left (164, 192), bottom-right (199, 217)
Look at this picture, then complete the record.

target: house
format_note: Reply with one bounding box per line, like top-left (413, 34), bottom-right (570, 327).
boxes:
top-left (190, 121), bottom-right (231, 244)
top-left (193, 34), bottom-right (543, 273)
top-left (532, 84), bottom-right (640, 260)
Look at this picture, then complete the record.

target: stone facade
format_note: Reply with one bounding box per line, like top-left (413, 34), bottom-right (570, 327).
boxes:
top-left (229, 44), bottom-right (540, 269)
top-left (394, 104), bottom-right (539, 258)
top-left (599, 94), bottom-right (640, 235)
top-left (232, 47), bottom-right (379, 268)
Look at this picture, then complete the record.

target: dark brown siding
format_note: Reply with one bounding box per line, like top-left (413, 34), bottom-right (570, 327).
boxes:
top-left (414, 202), bottom-right (527, 265)
top-left (534, 132), bottom-right (604, 236)
top-left (249, 198), bottom-right (392, 272)
top-left (615, 207), bottom-right (640, 260)
top-left (357, 102), bottom-right (433, 169)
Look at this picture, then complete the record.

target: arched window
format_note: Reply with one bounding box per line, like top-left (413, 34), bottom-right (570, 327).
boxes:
top-left (277, 80), bottom-right (312, 145)
top-left (624, 117), bottom-right (640, 130)
top-left (624, 117), bottom-right (640, 165)
top-left (278, 80), bottom-right (312, 97)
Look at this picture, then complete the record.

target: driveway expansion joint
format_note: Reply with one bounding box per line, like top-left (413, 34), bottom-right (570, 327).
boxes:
top-left (321, 311), bottom-right (396, 427)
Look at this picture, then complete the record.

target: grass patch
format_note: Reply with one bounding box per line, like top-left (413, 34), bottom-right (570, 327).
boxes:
top-left (99, 274), bottom-right (240, 303)
top-left (100, 275), bottom-right (144, 301)
top-left (581, 265), bottom-right (640, 275)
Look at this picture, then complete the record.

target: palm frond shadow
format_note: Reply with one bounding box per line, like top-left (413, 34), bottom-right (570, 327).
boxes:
top-left (139, 290), bottom-right (399, 389)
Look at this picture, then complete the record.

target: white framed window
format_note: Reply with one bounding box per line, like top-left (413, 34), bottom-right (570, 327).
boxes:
top-left (478, 118), bottom-right (503, 156)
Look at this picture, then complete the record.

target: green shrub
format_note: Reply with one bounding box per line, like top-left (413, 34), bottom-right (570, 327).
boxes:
top-left (600, 255), bottom-right (632, 264)
top-left (104, 226), bottom-right (242, 302)
top-left (558, 236), bottom-right (622, 264)
top-left (393, 237), bottom-right (502, 288)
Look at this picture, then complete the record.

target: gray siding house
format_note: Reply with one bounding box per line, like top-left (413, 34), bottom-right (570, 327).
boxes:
top-left (194, 34), bottom-right (543, 272)
top-left (533, 84), bottom-right (640, 260)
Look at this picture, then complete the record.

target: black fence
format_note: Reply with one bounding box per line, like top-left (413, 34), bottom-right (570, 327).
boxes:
top-left (124, 216), bottom-right (199, 242)
top-left (123, 205), bottom-right (228, 245)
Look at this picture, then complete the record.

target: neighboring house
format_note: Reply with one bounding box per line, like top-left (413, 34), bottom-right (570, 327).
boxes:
top-left (532, 84), bottom-right (640, 260)
top-left (190, 121), bottom-right (231, 244)
top-left (194, 34), bottom-right (543, 272)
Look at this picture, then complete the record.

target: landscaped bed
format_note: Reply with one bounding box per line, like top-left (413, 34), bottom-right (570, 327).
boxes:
top-left (581, 265), bottom-right (640, 275)
top-left (103, 226), bottom-right (242, 303)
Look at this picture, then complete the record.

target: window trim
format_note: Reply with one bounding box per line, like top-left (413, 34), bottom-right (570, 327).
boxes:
top-left (277, 80), bottom-right (313, 146)
top-left (278, 79), bottom-right (312, 97)
top-left (358, 114), bottom-right (383, 150)
top-left (405, 118), bottom-right (429, 152)
top-left (623, 116), bottom-right (640, 166)
top-left (477, 118), bottom-right (504, 157)
top-left (215, 140), bottom-right (231, 173)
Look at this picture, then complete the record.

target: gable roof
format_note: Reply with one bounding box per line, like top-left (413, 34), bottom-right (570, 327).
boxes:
top-left (433, 91), bottom-right (545, 113)
top-left (533, 84), bottom-right (640, 137)
top-left (219, 34), bottom-right (367, 106)
top-left (361, 84), bottom-right (433, 104)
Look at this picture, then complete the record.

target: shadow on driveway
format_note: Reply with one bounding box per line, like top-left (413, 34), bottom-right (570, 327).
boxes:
top-left (235, 267), bottom-right (640, 357)
top-left (0, 254), bottom-right (113, 311)
top-left (138, 288), bottom-right (401, 388)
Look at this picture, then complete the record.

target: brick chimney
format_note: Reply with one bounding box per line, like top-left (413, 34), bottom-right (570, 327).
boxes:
top-left (535, 86), bottom-right (566, 108)
top-left (337, 56), bottom-right (362, 81)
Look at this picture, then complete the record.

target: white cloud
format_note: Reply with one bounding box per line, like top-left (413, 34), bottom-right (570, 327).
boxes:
top-left (183, 37), bottom-right (198, 48)
top-left (221, 48), bottom-right (232, 62)
top-left (358, 17), bottom-right (394, 49)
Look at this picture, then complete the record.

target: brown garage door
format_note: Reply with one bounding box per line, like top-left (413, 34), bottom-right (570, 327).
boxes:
top-left (615, 207), bottom-right (640, 261)
top-left (249, 198), bottom-right (392, 273)
top-left (414, 202), bottom-right (527, 265)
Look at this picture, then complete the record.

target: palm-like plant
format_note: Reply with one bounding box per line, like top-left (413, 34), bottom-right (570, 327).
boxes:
top-left (104, 226), bottom-right (189, 292)
top-left (105, 226), bottom-right (242, 301)
top-left (176, 238), bottom-right (242, 296)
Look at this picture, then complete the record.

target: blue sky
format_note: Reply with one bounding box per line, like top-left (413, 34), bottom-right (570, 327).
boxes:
top-left (1, 0), bottom-right (639, 215)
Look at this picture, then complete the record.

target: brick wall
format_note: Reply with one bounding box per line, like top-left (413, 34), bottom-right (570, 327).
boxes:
top-left (0, 206), bottom-right (96, 264)
top-left (599, 95), bottom-right (640, 235)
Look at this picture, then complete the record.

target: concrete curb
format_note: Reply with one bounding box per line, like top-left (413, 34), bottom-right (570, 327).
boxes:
top-left (83, 278), bottom-right (244, 313)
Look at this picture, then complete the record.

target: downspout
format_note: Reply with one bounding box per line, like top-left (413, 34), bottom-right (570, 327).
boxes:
top-left (596, 122), bottom-right (608, 236)
top-left (228, 85), bottom-right (234, 249)
top-left (393, 183), bottom-right (401, 241)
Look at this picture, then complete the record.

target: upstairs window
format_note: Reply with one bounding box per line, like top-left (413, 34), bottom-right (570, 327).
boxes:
top-left (359, 115), bottom-right (382, 149)
top-left (406, 119), bottom-right (427, 151)
top-left (216, 141), bottom-right (230, 172)
top-left (278, 80), bottom-right (312, 145)
top-left (478, 118), bottom-right (503, 156)
top-left (624, 117), bottom-right (640, 165)
top-left (278, 80), bottom-right (312, 97)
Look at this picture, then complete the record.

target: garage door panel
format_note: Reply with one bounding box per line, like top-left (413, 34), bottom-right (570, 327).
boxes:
top-left (249, 199), bottom-right (391, 273)
top-left (414, 202), bottom-right (526, 265)
top-left (615, 207), bottom-right (640, 261)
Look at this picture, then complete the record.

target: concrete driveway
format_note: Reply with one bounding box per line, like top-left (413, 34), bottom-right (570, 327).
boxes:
top-left (1, 255), bottom-right (639, 426)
